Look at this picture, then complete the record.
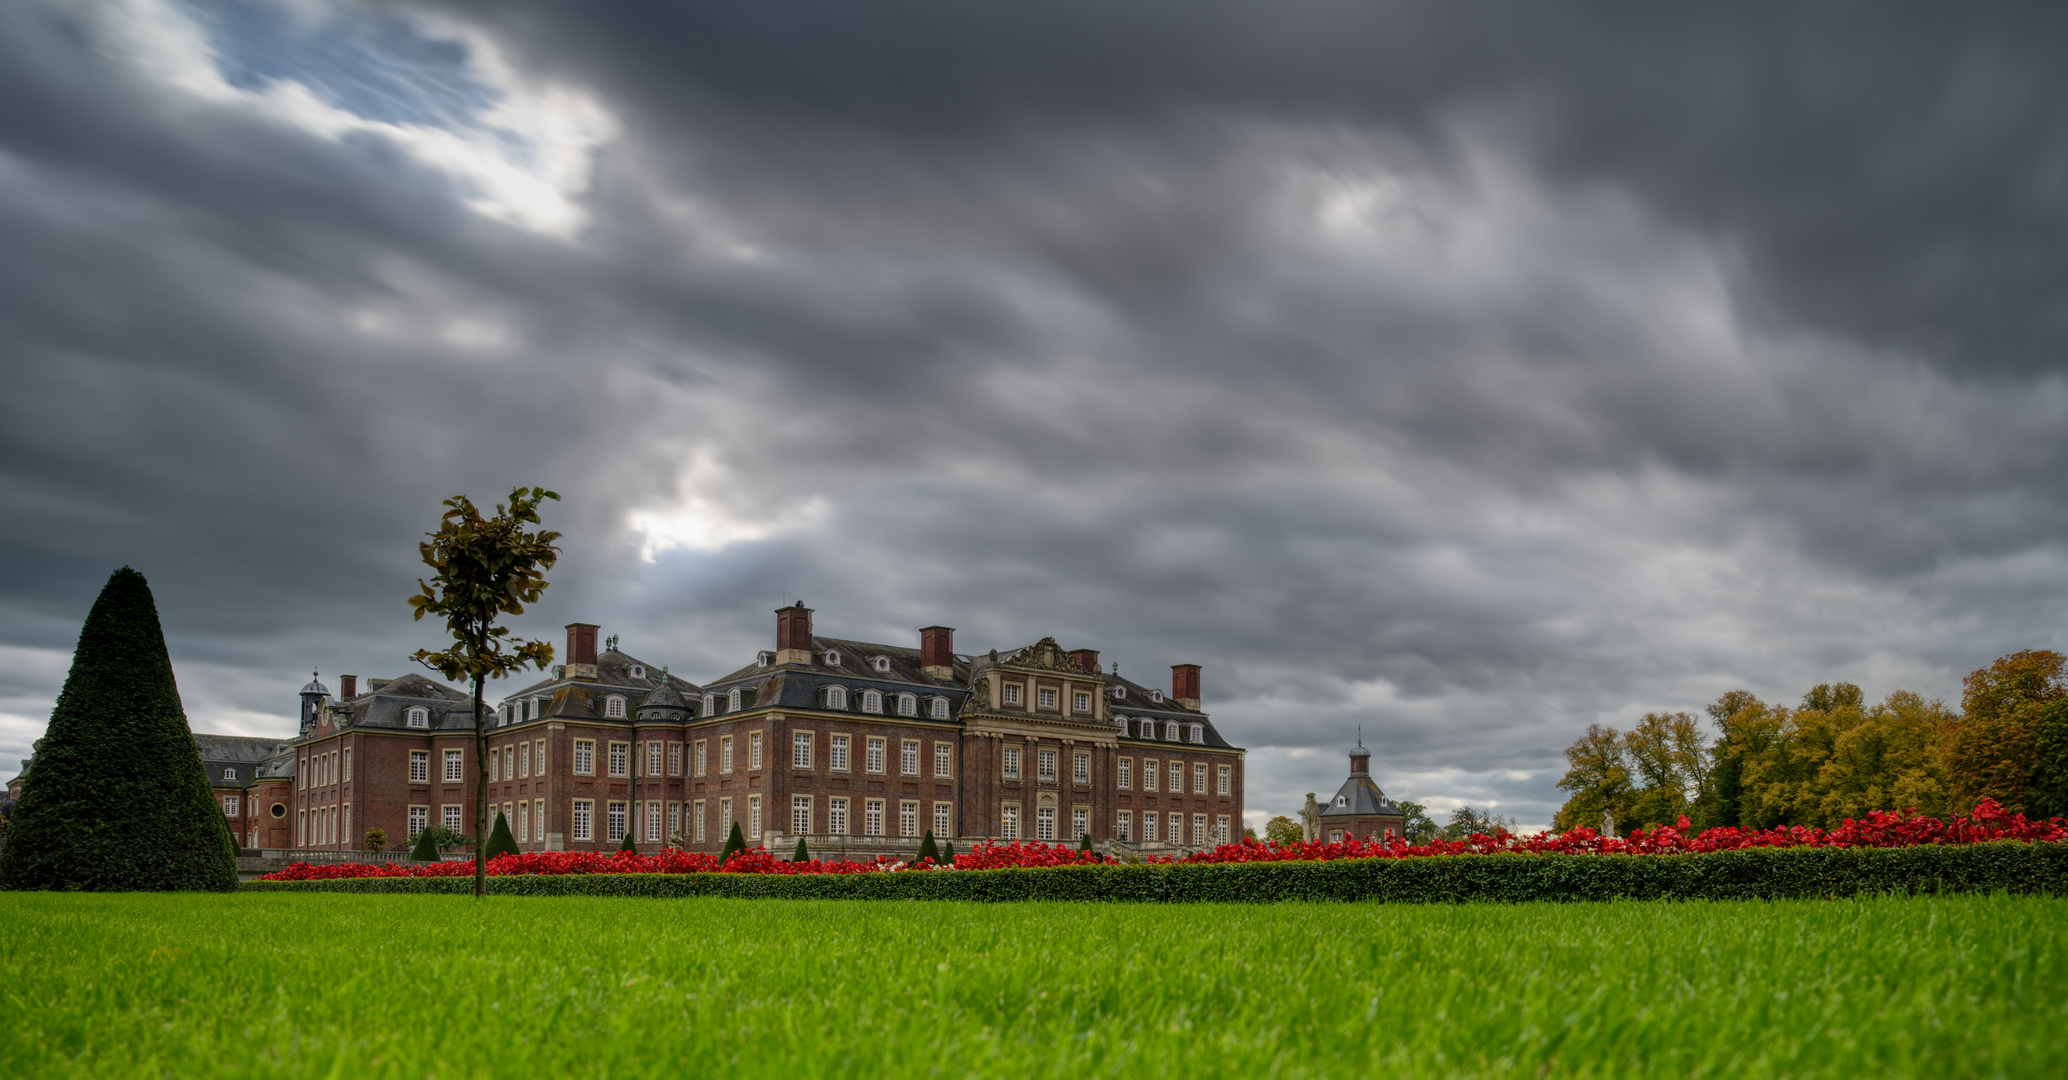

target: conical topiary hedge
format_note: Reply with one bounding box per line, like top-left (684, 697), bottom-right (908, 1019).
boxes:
top-left (619, 828), bottom-right (639, 854)
top-left (484, 810), bottom-right (517, 860)
top-left (793, 836), bottom-right (809, 863)
top-left (410, 827), bottom-right (440, 862)
top-left (917, 830), bottom-right (939, 865)
top-left (720, 820), bottom-right (746, 864)
top-left (0, 568), bottom-right (237, 891)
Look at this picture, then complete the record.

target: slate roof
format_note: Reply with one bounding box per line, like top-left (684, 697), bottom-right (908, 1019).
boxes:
top-left (1319, 774), bottom-right (1402, 819)
top-left (493, 648), bottom-right (704, 728)
top-left (701, 636), bottom-right (973, 718)
top-left (195, 734), bottom-right (296, 787)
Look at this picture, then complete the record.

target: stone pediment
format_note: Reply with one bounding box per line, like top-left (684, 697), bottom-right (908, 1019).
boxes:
top-left (1006, 637), bottom-right (1088, 676)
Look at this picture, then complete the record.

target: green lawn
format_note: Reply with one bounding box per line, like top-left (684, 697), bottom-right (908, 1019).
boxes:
top-left (0, 893), bottom-right (2060, 1079)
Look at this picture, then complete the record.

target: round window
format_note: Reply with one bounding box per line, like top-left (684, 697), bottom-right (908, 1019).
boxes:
top-left (270, 803), bottom-right (286, 818)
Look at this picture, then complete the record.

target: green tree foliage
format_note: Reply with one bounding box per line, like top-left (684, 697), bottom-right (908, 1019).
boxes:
top-left (795, 837), bottom-right (813, 863)
top-left (410, 828), bottom-right (441, 862)
top-left (1437, 805), bottom-right (1516, 841)
top-left (0, 568), bottom-right (236, 891)
top-left (484, 812), bottom-right (517, 860)
top-left (619, 829), bottom-right (638, 854)
top-left (407, 487), bottom-right (561, 898)
top-left (915, 831), bottom-right (936, 865)
top-left (1263, 815), bottom-right (1302, 846)
top-left (363, 827), bottom-right (388, 854)
top-left (1553, 724), bottom-right (1632, 832)
top-left (941, 841), bottom-right (956, 864)
top-left (2030, 699), bottom-right (2068, 819)
top-left (1394, 801), bottom-right (1439, 844)
top-left (1947, 650), bottom-right (2064, 815)
top-left (720, 821), bottom-right (746, 864)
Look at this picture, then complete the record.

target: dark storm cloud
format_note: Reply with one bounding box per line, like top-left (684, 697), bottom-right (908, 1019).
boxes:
top-left (3, 0), bottom-right (2067, 827)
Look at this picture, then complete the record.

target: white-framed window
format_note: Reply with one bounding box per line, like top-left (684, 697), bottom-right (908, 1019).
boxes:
top-left (1038, 688), bottom-right (1057, 710)
top-left (826, 686), bottom-right (848, 710)
top-left (694, 800), bottom-right (707, 843)
top-left (298, 756), bottom-right (306, 789)
top-left (1190, 724), bottom-right (1205, 744)
top-left (535, 740), bottom-right (546, 775)
top-left (1151, 690), bottom-right (1165, 704)
top-left (646, 741), bottom-right (662, 777)
top-left (1002, 745), bottom-right (1021, 780)
top-left (534, 799), bottom-right (545, 840)
top-left (222, 767), bottom-right (235, 783)
top-left (701, 694), bottom-right (715, 718)
top-left (1194, 814), bottom-right (1207, 845)
top-left (1165, 721), bottom-right (1180, 741)
top-left (222, 794), bottom-right (239, 816)
top-left (1112, 685), bottom-right (1126, 700)
top-left (934, 742), bottom-right (953, 778)
top-left (830, 734), bottom-right (851, 771)
top-left (792, 795), bottom-right (812, 835)
top-left (1038, 749), bottom-right (1057, 782)
top-left (720, 797), bottom-right (733, 837)
top-left (607, 801), bottom-right (627, 843)
top-left (864, 798), bottom-right (884, 836)
top-left (573, 740), bottom-right (596, 775)
top-left (1001, 805), bottom-right (1020, 840)
top-left (296, 808), bottom-right (306, 847)
top-left (407, 805), bottom-right (428, 838)
top-left (491, 751), bottom-right (500, 783)
top-left (668, 742), bottom-right (681, 777)
top-left (900, 800), bottom-right (919, 838)
top-left (729, 688), bottom-right (743, 712)
top-left (1170, 762), bottom-right (1184, 793)
top-left (865, 736), bottom-right (886, 774)
top-left (519, 742), bottom-right (530, 778)
top-left (1141, 812), bottom-right (1157, 842)
top-left (518, 801), bottom-right (529, 843)
top-left (873, 656), bottom-right (892, 673)
top-left (530, 698), bottom-right (544, 720)
top-left (823, 650), bottom-right (841, 667)
top-left (1216, 815), bottom-right (1230, 845)
top-left (1169, 813), bottom-right (1184, 844)
top-left (443, 805), bottom-right (462, 832)
top-left (443, 749), bottom-right (464, 782)
top-left (407, 707), bottom-right (429, 729)
top-left (572, 800), bottom-right (594, 842)
top-left (830, 797), bottom-right (850, 835)
top-left (861, 690), bottom-right (883, 714)
top-left (794, 731), bottom-right (813, 769)
top-left (901, 740), bottom-right (920, 776)
top-left (933, 802), bottom-right (952, 839)
top-left (605, 696), bottom-right (626, 718)
top-left (930, 697), bottom-right (950, 719)
top-left (1117, 810), bottom-right (1132, 842)
top-left (748, 795), bottom-right (761, 839)
top-left (720, 735), bottom-right (734, 773)
top-left (1143, 760), bottom-right (1158, 792)
top-left (1218, 764), bottom-right (1232, 795)
top-left (695, 739), bottom-right (707, 776)
top-left (1118, 758), bottom-right (1132, 789)
top-left (897, 693), bottom-right (917, 717)
top-left (1002, 683), bottom-right (1022, 706)
top-left (1074, 752), bottom-right (1090, 785)
top-left (1072, 807), bottom-right (1088, 840)
top-left (646, 801), bottom-right (662, 842)
top-left (667, 802), bottom-right (680, 841)
top-left (748, 731), bottom-right (763, 770)
top-left (630, 664), bottom-right (645, 679)
top-left (1074, 692), bottom-right (1090, 714)
top-left (757, 651), bottom-right (773, 669)
top-left (1194, 763), bottom-right (1208, 794)
top-left (1036, 806), bottom-right (1056, 841)
top-left (503, 746), bottom-right (513, 781)
top-left (608, 742), bottom-right (630, 778)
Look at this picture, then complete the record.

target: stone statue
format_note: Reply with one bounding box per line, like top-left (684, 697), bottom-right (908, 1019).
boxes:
top-left (1299, 792), bottom-right (1322, 843)
top-left (1601, 808), bottom-right (1616, 839)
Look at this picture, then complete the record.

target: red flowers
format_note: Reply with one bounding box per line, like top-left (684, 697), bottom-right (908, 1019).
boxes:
top-left (260, 802), bottom-right (2066, 881)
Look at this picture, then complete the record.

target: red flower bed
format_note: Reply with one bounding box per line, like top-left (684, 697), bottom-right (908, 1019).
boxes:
top-left (259, 802), bottom-right (2065, 881)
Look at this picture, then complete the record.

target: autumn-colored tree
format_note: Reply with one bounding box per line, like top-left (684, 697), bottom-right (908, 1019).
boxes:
top-left (1811, 690), bottom-right (1954, 825)
top-left (407, 487), bottom-right (561, 897)
top-left (1552, 724), bottom-right (1632, 832)
top-left (1623, 711), bottom-right (1709, 828)
top-left (1947, 650), bottom-right (2065, 815)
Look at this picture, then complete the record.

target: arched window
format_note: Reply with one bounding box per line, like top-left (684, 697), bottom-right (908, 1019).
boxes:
top-left (528, 698), bottom-right (542, 721)
top-left (823, 650), bottom-right (842, 667)
top-left (930, 697), bottom-right (950, 719)
top-left (605, 696), bottom-right (626, 718)
top-left (1150, 690), bottom-right (1164, 703)
top-left (874, 656), bottom-right (892, 673)
top-left (1189, 724), bottom-right (1204, 744)
top-left (1111, 686), bottom-right (1126, 700)
top-left (861, 690), bottom-right (884, 714)
top-left (757, 651), bottom-right (774, 668)
top-left (826, 686), bottom-right (849, 710)
top-left (701, 694), bottom-right (715, 717)
top-left (222, 767), bottom-right (235, 782)
top-left (407, 707), bottom-right (429, 729)
top-left (629, 665), bottom-right (646, 679)
top-left (728, 688), bottom-right (743, 712)
top-left (897, 693), bottom-right (917, 717)
top-left (1164, 721), bottom-right (1181, 742)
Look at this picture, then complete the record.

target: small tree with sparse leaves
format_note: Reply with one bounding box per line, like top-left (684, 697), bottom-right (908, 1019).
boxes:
top-left (363, 827), bottom-right (387, 853)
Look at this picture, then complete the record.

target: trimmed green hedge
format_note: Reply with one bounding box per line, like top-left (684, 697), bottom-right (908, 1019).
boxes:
top-left (243, 841), bottom-right (2068, 902)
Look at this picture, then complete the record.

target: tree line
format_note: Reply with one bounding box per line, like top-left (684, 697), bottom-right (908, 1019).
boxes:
top-left (1556, 649), bottom-right (2068, 834)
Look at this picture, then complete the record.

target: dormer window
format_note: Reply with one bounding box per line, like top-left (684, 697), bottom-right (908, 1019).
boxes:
top-left (823, 650), bottom-right (841, 667)
top-left (1190, 724), bottom-right (1204, 744)
top-left (826, 686), bottom-right (849, 710)
top-left (1111, 686), bottom-right (1126, 700)
top-left (758, 651), bottom-right (774, 668)
top-left (528, 698), bottom-right (541, 721)
top-left (1141, 719), bottom-right (1156, 739)
top-left (223, 768), bottom-right (235, 782)
top-left (605, 695), bottom-right (626, 718)
top-left (728, 688), bottom-right (743, 712)
top-left (1150, 690), bottom-right (1164, 703)
top-left (629, 665), bottom-right (646, 679)
top-left (1164, 721), bottom-right (1180, 742)
top-left (873, 656), bottom-right (892, 673)
top-left (861, 690), bottom-right (883, 714)
top-left (1335, 795), bottom-right (1348, 807)
top-left (930, 697), bottom-right (950, 719)
top-left (406, 707), bottom-right (429, 729)
top-left (896, 693), bottom-right (916, 716)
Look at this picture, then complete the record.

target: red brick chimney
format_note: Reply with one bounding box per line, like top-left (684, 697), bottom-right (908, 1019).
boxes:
top-left (1069, 649), bottom-right (1100, 675)
top-left (776, 603), bottom-right (814, 666)
top-left (565, 623), bottom-right (599, 679)
top-left (339, 675), bottom-right (357, 699)
top-left (919, 625), bottom-right (955, 680)
top-left (1172, 663), bottom-right (1201, 710)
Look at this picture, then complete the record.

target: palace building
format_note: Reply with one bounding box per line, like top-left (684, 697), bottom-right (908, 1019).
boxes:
top-left (281, 605), bottom-right (1245, 857)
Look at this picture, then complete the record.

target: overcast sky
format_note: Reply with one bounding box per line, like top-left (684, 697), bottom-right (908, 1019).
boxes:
top-left (5, 0), bottom-right (2067, 832)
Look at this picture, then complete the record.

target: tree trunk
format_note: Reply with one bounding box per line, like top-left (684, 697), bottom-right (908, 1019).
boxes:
top-left (473, 671), bottom-right (487, 898)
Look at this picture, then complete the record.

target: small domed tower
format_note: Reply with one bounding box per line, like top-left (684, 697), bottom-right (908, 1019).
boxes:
top-left (636, 679), bottom-right (691, 723)
top-left (298, 671), bottom-right (330, 736)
